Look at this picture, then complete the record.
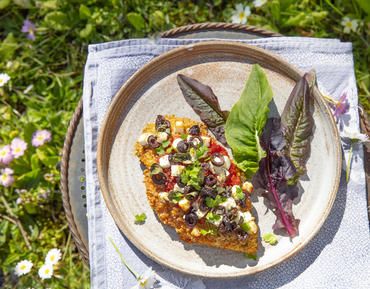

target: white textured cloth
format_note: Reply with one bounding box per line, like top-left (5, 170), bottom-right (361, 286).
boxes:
top-left (82, 37), bottom-right (369, 289)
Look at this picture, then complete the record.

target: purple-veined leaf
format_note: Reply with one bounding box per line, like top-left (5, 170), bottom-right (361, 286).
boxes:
top-left (281, 71), bottom-right (315, 174)
top-left (177, 74), bottom-right (229, 146)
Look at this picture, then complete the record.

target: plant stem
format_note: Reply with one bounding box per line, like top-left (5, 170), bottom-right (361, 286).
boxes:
top-left (108, 237), bottom-right (139, 280)
top-left (62, 231), bottom-right (72, 261)
top-left (346, 143), bottom-right (353, 183)
top-left (0, 196), bottom-right (32, 250)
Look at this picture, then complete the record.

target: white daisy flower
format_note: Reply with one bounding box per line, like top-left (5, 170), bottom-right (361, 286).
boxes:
top-left (0, 73), bottom-right (10, 87)
top-left (341, 128), bottom-right (369, 143)
top-left (15, 260), bottom-right (33, 276)
top-left (341, 17), bottom-right (359, 34)
top-left (131, 268), bottom-right (157, 289)
top-left (38, 263), bottom-right (54, 280)
top-left (45, 248), bottom-right (62, 265)
top-left (231, 4), bottom-right (251, 24)
top-left (253, 0), bottom-right (267, 7)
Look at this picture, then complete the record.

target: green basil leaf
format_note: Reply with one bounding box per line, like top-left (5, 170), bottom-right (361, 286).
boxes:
top-left (177, 74), bottom-right (229, 146)
top-left (281, 71), bottom-right (315, 174)
top-left (225, 64), bottom-right (273, 179)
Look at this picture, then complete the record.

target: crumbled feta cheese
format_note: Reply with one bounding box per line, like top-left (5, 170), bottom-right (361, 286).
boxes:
top-left (171, 165), bottom-right (184, 177)
top-left (201, 136), bottom-right (211, 147)
top-left (174, 121), bottom-right (184, 134)
top-left (138, 133), bottom-right (151, 146)
top-left (172, 138), bottom-right (182, 150)
top-left (242, 181), bottom-right (254, 193)
top-left (173, 184), bottom-right (184, 192)
top-left (158, 192), bottom-right (169, 202)
top-left (157, 132), bottom-right (169, 143)
top-left (223, 156), bottom-right (231, 170)
top-left (178, 198), bottom-right (191, 211)
top-left (219, 197), bottom-right (237, 211)
top-left (159, 155), bottom-right (171, 168)
top-left (247, 221), bottom-right (258, 234)
top-left (231, 185), bottom-right (242, 199)
top-left (191, 227), bottom-right (201, 237)
top-left (195, 209), bottom-right (207, 219)
top-left (241, 211), bottom-right (254, 223)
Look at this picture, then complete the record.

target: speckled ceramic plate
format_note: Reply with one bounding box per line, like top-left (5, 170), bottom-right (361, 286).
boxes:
top-left (97, 41), bottom-right (341, 278)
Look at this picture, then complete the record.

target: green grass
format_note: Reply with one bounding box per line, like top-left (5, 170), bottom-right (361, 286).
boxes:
top-left (0, 0), bottom-right (368, 288)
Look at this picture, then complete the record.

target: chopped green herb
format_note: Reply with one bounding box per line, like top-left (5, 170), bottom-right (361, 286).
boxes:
top-left (166, 146), bottom-right (174, 153)
top-left (180, 164), bottom-right (202, 190)
top-left (196, 145), bottom-right (208, 159)
top-left (263, 233), bottom-right (278, 245)
top-left (240, 222), bottom-right (251, 233)
top-left (234, 186), bottom-right (245, 200)
top-left (205, 195), bottom-right (227, 208)
top-left (205, 212), bottom-right (221, 223)
top-left (181, 133), bottom-right (188, 140)
top-left (155, 147), bottom-right (165, 155)
top-left (200, 228), bottom-right (217, 236)
top-left (168, 191), bottom-right (183, 203)
top-left (134, 213), bottom-right (147, 224)
top-left (244, 253), bottom-right (257, 260)
top-left (161, 140), bottom-right (170, 148)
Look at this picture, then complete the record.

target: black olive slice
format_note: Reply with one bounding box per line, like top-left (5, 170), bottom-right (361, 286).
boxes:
top-left (214, 205), bottom-right (226, 215)
top-left (176, 140), bottom-right (189, 153)
top-left (151, 172), bottom-right (167, 185)
top-left (185, 191), bottom-right (198, 201)
top-left (150, 163), bottom-right (163, 175)
top-left (211, 153), bottom-right (225, 166)
top-left (184, 212), bottom-right (198, 228)
top-left (155, 115), bottom-right (171, 132)
top-left (201, 163), bottom-right (210, 172)
top-left (236, 228), bottom-right (249, 241)
top-left (199, 198), bottom-right (209, 212)
top-left (204, 175), bottom-right (217, 187)
top-left (176, 177), bottom-right (186, 188)
top-left (172, 152), bottom-right (191, 163)
top-left (148, 135), bottom-right (160, 148)
top-left (200, 186), bottom-right (216, 199)
top-left (188, 125), bottom-right (200, 136)
top-left (183, 185), bottom-right (195, 194)
top-left (188, 136), bottom-right (203, 148)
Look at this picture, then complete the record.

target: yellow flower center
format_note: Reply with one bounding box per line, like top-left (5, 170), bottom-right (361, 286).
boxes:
top-left (37, 135), bottom-right (44, 141)
top-left (0, 151), bottom-right (6, 156)
top-left (1, 175), bottom-right (7, 181)
top-left (14, 147), bottom-right (21, 153)
top-left (239, 12), bottom-right (245, 20)
top-left (345, 22), bottom-right (352, 28)
top-left (20, 264), bottom-right (27, 270)
top-left (45, 268), bottom-right (50, 274)
top-left (0, 79), bottom-right (4, 85)
top-left (50, 255), bottom-right (55, 261)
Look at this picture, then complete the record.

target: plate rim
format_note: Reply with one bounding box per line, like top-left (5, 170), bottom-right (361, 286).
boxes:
top-left (97, 41), bottom-right (342, 278)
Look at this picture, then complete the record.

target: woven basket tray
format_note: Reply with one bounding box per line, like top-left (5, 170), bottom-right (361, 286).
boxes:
top-left (60, 22), bottom-right (369, 265)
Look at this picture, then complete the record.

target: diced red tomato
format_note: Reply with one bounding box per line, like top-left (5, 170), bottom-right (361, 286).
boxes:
top-left (209, 140), bottom-right (228, 156)
top-left (225, 163), bottom-right (241, 186)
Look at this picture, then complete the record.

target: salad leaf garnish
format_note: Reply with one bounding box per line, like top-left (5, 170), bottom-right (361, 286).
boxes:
top-left (281, 71), bottom-right (315, 174)
top-left (134, 213), bottom-right (147, 224)
top-left (225, 64), bottom-right (273, 179)
top-left (262, 232), bottom-right (278, 245)
top-left (253, 118), bottom-right (300, 237)
top-left (177, 74), bottom-right (229, 146)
